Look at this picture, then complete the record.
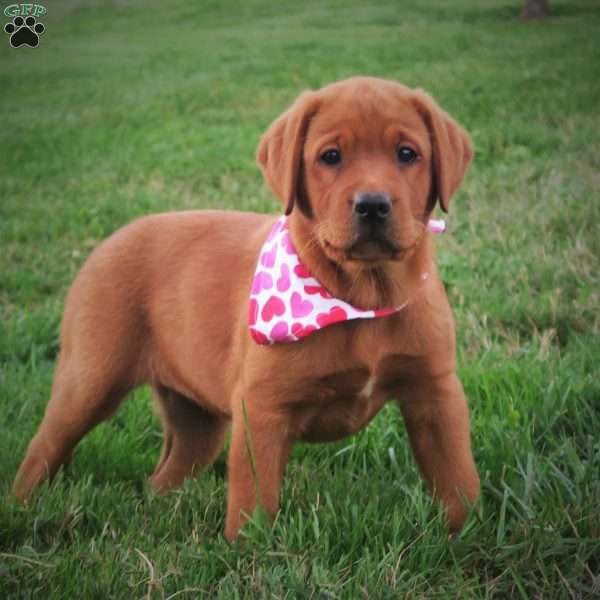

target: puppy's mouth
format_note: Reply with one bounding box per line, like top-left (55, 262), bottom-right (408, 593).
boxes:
top-left (348, 238), bottom-right (401, 261)
top-left (324, 237), bottom-right (414, 264)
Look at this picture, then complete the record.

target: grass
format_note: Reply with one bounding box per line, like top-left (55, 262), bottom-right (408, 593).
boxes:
top-left (1, 0), bottom-right (599, 597)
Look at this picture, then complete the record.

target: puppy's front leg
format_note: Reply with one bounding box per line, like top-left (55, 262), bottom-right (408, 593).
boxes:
top-left (399, 373), bottom-right (480, 532)
top-left (225, 400), bottom-right (293, 541)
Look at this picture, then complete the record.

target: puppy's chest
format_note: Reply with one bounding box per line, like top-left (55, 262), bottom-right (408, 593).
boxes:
top-left (278, 316), bottom-right (437, 441)
top-left (293, 360), bottom-right (406, 443)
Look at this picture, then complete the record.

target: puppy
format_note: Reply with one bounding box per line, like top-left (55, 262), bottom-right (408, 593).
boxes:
top-left (13, 77), bottom-right (480, 541)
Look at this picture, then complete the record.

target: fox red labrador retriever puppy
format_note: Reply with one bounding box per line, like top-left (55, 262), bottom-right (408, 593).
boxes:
top-left (13, 77), bottom-right (479, 540)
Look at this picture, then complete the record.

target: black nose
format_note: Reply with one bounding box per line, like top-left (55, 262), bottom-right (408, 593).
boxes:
top-left (353, 192), bottom-right (392, 222)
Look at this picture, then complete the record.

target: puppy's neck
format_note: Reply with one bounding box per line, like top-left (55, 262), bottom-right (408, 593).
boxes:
top-left (289, 217), bottom-right (434, 310)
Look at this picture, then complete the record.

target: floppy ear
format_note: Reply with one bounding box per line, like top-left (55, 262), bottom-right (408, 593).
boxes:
top-left (257, 91), bottom-right (319, 215)
top-left (413, 90), bottom-right (474, 213)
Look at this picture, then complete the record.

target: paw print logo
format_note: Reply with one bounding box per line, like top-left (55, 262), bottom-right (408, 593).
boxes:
top-left (4, 15), bottom-right (45, 48)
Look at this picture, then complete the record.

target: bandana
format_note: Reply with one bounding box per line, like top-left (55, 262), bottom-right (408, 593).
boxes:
top-left (248, 216), bottom-right (445, 345)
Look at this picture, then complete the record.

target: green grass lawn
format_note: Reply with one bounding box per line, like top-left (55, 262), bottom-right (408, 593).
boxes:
top-left (1, 0), bottom-right (599, 597)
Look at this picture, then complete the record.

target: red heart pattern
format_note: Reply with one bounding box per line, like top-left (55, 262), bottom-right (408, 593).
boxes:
top-left (248, 298), bottom-right (258, 326)
top-left (316, 306), bottom-right (348, 327)
top-left (292, 322), bottom-right (317, 338)
top-left (261, 295), bottom-right (285, 322)
top-left (249, 327), bottom-right (268, 344)
top-left (304, 285), bottom-right (332, 299)
top-left (373, 307), bottom-right (396, 318)
top-left (293, 264), bottom-right (311, 278)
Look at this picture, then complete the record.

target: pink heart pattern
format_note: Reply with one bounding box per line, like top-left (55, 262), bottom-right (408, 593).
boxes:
top-left (276, 263), bottom-right (291, 292)
top-left (290, 291), bottom-right (313, 318)
top-left (251, 271), bottom-right (273, 294)
top-left (260, 244), bottom-right (277, 268)
top-left (270, 321), bottom-right (293, 342)
top-left (248, 216), bottom-right (445, 344)
top-left (281, 232), bottom-right (295, 255)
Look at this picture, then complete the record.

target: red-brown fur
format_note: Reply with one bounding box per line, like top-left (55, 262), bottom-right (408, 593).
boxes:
top-left (13, 77), bottom-right (480, 540)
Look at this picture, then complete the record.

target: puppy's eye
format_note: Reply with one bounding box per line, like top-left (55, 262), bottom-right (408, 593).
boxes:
top-left (320, 149), bottom-right (342, 165)
top-left (397, 146), bottom-right (419, 165)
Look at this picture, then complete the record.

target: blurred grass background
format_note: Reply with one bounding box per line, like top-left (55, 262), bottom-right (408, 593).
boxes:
top-left (1, 0), bottom-right (599, 597)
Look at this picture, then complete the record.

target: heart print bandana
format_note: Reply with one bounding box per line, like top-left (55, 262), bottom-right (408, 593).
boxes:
top-left (248, 216), bottom-right (445, 344)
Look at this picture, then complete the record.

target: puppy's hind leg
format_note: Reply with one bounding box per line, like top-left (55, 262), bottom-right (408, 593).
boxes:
top-left (12, 351), bottom-right (136, 500)
top-left (149, 387), bottom-right (229, 493)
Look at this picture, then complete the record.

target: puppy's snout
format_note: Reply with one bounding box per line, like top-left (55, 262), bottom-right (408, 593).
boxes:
top-left (353, 192), bottom-right (392, 223)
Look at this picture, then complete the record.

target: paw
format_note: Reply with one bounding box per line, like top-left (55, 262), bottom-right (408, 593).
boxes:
top-left (4, 16), bottom-right (45, 48)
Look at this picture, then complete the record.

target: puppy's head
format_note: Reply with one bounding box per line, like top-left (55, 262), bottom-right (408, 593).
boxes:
top-left (257, 77), bottom-right (472, 266)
